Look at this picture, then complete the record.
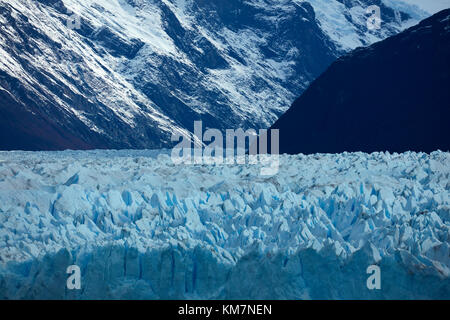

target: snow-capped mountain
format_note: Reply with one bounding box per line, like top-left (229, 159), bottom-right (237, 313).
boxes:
top-left (0, 0), bottom-right (427, 150)
top-left (271, 9), bottom-right (450, 155)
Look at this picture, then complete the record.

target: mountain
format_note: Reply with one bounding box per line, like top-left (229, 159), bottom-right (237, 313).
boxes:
top-left (0, 0), bottom-right (426, 150)
top-left (271, 9), bottom-right (450, 155)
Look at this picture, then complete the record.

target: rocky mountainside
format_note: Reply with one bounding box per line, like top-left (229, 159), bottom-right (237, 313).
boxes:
top-left (0, 0), bottom-right (426, 150)
top-left (271, 9), bottom-right (450, 154)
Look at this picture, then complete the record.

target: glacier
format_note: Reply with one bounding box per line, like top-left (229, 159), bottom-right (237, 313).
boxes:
top-left (0, 150), bottom-right (449, 299)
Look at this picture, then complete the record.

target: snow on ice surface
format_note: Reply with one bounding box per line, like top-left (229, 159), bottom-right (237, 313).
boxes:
top-left (0, 150), bottom-right (449, 299)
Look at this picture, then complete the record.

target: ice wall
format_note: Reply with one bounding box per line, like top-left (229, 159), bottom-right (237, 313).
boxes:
top-left (0, 150), bottom-right (448, 299)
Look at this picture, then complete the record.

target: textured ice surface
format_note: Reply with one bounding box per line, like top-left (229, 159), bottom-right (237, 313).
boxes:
top-left (0, 150), bottom-right (449, 299)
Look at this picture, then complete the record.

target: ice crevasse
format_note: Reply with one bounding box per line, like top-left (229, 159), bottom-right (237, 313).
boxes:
top-left (0, 150), bottom-right (449, 299)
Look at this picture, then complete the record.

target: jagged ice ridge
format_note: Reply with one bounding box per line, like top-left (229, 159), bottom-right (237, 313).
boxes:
top-left (0, 150), bottom-right (449, 299)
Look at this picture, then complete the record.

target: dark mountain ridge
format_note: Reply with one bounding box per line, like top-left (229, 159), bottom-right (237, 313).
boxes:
top-left (271, 9), bottom-right (450, 155)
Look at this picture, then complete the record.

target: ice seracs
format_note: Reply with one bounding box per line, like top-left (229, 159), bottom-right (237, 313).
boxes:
top-left (0, 150), bottom-right (448, 299)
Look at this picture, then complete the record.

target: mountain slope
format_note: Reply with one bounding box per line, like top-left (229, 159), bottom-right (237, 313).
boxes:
top-left (271, 9), bottom-right (450, 154)
top-left (0, 0), bottom-right (426, 150)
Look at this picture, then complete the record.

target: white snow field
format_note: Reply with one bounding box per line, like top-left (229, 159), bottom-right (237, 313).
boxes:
top-left (0, 150), bottom-right (449, 299)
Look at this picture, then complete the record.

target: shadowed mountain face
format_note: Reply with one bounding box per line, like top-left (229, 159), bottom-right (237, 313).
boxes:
top-left (271, 9), bottom-right (450, 155)
top-left (0, 0), bottom-right (423, 150)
